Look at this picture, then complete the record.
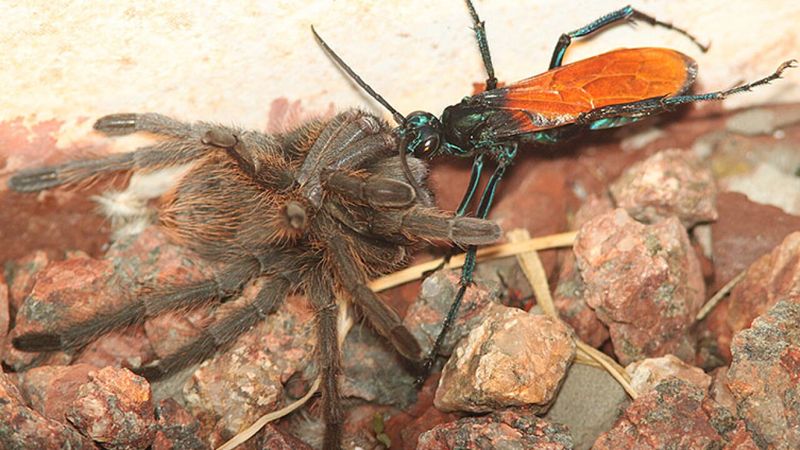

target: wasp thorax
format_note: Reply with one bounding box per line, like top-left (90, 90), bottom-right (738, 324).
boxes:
top-left (403, 111), bottom-right (443, 158)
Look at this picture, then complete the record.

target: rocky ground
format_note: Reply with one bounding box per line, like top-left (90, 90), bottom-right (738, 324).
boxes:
top-left (2, 102), bottom-right (800, 449)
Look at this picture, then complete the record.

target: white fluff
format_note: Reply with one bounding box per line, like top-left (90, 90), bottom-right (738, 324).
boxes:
top-left (93, 163), bottom-right (193, 239)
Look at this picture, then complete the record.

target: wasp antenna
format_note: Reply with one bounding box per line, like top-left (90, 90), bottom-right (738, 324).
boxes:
top-left (311, 26), bottom-right (407, 125)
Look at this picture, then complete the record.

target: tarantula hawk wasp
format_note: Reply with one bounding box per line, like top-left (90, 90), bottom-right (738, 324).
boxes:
top-left (8, 110), bottom-right (500, 448)
top-left (313, 0), bottom-right (796, 378)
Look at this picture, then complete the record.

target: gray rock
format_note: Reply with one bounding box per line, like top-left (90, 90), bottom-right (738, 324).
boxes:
top-left (544, 364), bottom-right (629, 450)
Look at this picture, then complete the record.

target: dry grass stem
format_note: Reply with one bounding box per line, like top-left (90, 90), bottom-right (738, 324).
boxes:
top-left (369, 231), bottom-right (578, 292)
top-left (695, 270), bottom-right (746, 321)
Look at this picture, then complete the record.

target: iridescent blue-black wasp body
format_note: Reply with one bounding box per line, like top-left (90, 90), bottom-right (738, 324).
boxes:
top-left (314, 0), bottom-right (795, 376)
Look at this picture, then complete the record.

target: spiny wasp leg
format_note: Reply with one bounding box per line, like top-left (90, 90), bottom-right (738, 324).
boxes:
top-left (579, 60), bottom-right (798, 127)
top-left (464, 0), bottom-right (497, 91)
top-left (549, 5), bottom-right (708, 69)
top-left (662, 60), bottom-right (797, 105)
top-left (418, 159), bottom-right (510, 382)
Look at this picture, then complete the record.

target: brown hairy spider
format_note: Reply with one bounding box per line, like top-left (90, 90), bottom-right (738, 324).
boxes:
top-left (8, 109), bottom-right (500, 448)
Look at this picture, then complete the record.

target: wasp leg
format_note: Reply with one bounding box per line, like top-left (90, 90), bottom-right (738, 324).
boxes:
top-left (456, 154), bottom-right (486, 216)
top-left (12, 260), bottom-right (260, 353)
top-left (134, 275), bottom-right (290, 381)
top-left (662, 60), bottom-right (797, 105)
top-left (464, 0), bottom-right (497, 91)
top-left (580, 60), bottom-right (797, 129)
top-left (418, 152), bottom-right (512, 382)
top-left (549, 6), bottom-right (707, 69)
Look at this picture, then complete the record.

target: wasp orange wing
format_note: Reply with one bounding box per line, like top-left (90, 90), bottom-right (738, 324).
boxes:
top-left (476, 48), bottom-right (697, 135)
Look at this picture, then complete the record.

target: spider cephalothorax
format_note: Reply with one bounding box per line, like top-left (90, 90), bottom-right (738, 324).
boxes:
top-left (8, 109), bottom-right (500, 449)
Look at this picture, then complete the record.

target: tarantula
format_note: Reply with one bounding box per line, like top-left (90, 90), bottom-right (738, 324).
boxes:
top-left (8, 109), bottom-right (501, 448)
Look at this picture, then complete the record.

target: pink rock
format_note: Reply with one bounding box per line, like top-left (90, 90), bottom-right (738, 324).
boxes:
top-left (553, 259), bottom-right (608, 348)
top-left (403, 271), bottom-right (500, 358)
top-left (0, 370), bottom-right (96, 449)
top-left (341, 324), bottom-right (416, 407)
top-left (626, 355), bottom-right (711, 394)
top-left (554, 195), bottom-right (613, 347)
top-left (726, 297), bottom-right (800, 449)
top-left (711, 192), bottom-right (800, 292)
top-left (6, 254), bottom-right (124, 369)
top-left (66, 367), bottom-right (156, 449)
top-left (182, 291), bottom-right (316, 446)
top-left (18, 364), bottom-right (97, 421)
top-left (434, 305), bottom-right (575, 413)
top-left (706, 231), bottom-right (800, 363)
top-left (257, 424), bottom-right (313, 450)
top-left (384, 374), bottom-right (458, 450)
top-left (7, 250), bottom-right (50, 312)
top-left (417, 407), bottom-right (573, 450)
top-left (609, 149), bottom-right (717, 228)
top-left (0, 118), bottom-right (113, 263)
top-left (390, 406), bottom-right (457, 450)
top-left (593, 378), bottom-right (757, 449)
top-left (104, 226), bottom-right (214, 289)
top-left (575, 209), bottom-right (705, 364)
top-left (0, 274), bottom-right (8, 357)
top-left (151, 398), bottom-right (205, 450)
top-left (73, 328), bottom-right (156, 369)
top-left (709, 367), bottom-right (738, 414)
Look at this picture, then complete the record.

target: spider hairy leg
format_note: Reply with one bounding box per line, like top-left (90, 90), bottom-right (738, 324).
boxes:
top-left (324, 170), bottom-right (416, 209)
top-left (297, 111), bottom-right (394, 207)
top-left (7, 140), bottom-right (209, 192)
top-left (9, 114), bottom-right (280, 194)
top-left (328, 237), bottom-right (422, 362)
top-left (134, 275), bottom-right (291, 380)
top-left (306, 269), bottom-right (343, 450)
top-left (93, 112), bottom-right (197, 138)
top-left (8, 108), bottom-right (503, 449)
top-left (371, 207), bottom-right (502, 246)
top-left (8, 152), bottom-right (135, 192)
top-left (12, 260), bottom-right (259, 352)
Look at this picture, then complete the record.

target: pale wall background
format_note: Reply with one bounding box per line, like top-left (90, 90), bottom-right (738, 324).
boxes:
top-left (1, 0), bottom-right (799, 146)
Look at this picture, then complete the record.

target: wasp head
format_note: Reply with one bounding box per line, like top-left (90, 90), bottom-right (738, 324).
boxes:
top-left (399, 111), bottom-right (443, 159)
